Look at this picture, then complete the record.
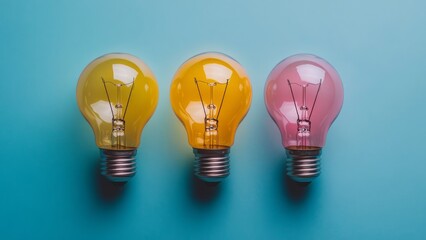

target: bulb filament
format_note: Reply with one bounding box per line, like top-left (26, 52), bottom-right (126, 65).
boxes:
top-left (194, 78), bottom-right (229, 147)
top-left (287, 79), bottom-right (322, 147)
top-left (102, 77), bottom-right (135, 148)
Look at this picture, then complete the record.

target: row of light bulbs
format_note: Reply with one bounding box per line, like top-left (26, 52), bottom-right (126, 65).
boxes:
top-left (76, 52), bottom-right (343, 184)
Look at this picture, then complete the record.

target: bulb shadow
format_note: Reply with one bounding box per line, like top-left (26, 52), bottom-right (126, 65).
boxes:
top-left (259, 111), bottom-right (313, 205)
top-left (165, 105), bottom-right (223, 205)
top-left (92, 161), bottom-right (127, 203)
top-left (283, 173), bottom-right (311, 204)
top-left (189, 172), bottom-right (221, 204)
top-left (66, 102), bottom-right (128, 205)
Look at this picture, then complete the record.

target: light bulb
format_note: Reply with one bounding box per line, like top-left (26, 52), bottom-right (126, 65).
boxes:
top-left (77, 53), bottom-right (159, 182)
top-left (170, 52), bottom-right (252, 182)
top-left (264, 54), bottom-right (343, 182)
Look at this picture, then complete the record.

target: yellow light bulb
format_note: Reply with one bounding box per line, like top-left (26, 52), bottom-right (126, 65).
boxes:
top-left (77, 53), bottom-right (158, 182)
top-left (170, 52), bottom-right (252, 182)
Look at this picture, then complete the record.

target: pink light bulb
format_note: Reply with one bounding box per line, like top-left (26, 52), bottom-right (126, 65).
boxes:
top-left (264, 54), bottom-right (344, 182)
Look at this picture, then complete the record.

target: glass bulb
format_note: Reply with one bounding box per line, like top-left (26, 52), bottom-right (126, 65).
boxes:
top-left (170, 52), bottom-right (252, 182)
top-left (76, 53), bottom-right (159, 182)
top-left (264, 54), bottom-right (343, 182)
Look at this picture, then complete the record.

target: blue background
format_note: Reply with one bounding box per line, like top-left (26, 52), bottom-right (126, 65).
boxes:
top-left (1, 0), bottom-right (426, 239)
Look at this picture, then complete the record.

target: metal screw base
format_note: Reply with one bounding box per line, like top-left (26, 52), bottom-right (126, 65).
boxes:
top-left (193, 148), bottom-right (230, 182)
top-left (100, 149), bottom-right (137, 182)
top-left (286, 147), bottom-right (322, 182)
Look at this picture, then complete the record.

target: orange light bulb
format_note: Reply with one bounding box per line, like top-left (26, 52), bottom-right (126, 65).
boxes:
top-left (170, 52), bottom-right (252, 182)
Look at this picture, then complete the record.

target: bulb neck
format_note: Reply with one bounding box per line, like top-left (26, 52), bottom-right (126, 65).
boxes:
top-left (285, 147), bottom-right (322, 182)
top-left (193, 148), bottom-right (230, 182)
top-left (100, 148), bottom-right (137, 182)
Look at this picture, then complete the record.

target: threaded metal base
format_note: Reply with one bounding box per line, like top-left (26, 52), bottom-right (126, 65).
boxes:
top-left (286, 147), bottom-right (322, 182)
top-left (100, 149), bottom-right (137, 182)
top-left (193, 148), bottom-right (230, 182)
